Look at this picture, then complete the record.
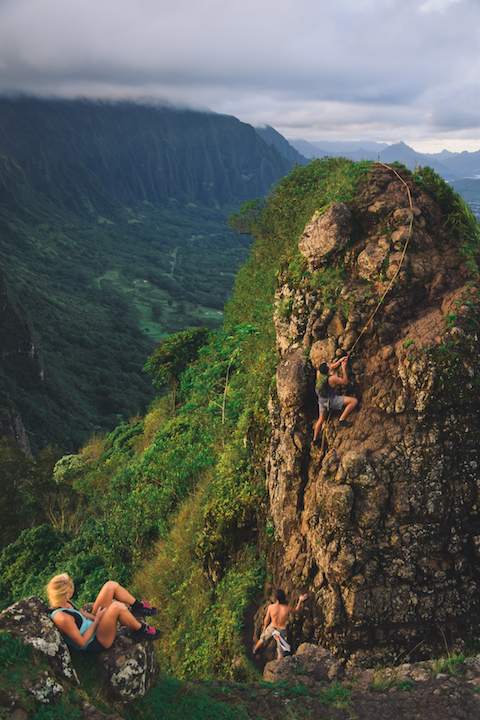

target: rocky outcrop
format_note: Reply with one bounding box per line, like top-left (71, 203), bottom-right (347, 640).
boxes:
top-left (252, 642), bottom-right (480, 720)
top-left (0, 596), bottom-right (157, 715)
top-left (0, 265), bottom-right (44, 454)
top-left (265, 165), bottom-right (480, 666)
top-left (299, 202), bottom-right (352, 270)
top-left (0, 391), bottom-right (32, 456)
top-left (0, 596), bottom-right (79, 682)
top-left (97, 627), bottom-right (159, 703)
top-left (263, 642), bottom-right (343, 683)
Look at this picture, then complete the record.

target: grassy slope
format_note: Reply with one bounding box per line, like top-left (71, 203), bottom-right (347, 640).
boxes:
top-left (0, 157), bottom-right (371, 670)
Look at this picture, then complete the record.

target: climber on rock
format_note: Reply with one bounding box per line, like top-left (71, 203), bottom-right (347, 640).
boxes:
top-left (253, 589), bottom-right (308, 659)
top-left (313, 356), bottom-right (357, 442)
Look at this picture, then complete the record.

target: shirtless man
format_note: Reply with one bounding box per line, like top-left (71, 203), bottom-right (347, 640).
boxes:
top-left (313, 356), bottom-right (357, 444)
top-left (253, 589), bottom-right (308, 659)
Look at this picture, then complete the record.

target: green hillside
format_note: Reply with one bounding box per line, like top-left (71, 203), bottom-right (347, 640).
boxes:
top-left (0, 98), bottom-right (292, 452)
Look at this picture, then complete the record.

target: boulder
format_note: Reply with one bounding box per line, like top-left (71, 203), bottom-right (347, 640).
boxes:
top-left (24, 671), bottom-right (64, 704)
top-left (97, 626), bottom-right (159, 703)
top-left (276, 346), bottom-right (314, 411)
top-left (310, 339), bottom-right (337, 369)
top-left (0, 596), bottom-right (78, 683)
top-left (0, 596), bottom-right (158, 707)
top-left (299, 203), bottom-right (352, 270)
top-left (81, 701), bottom-right (126, 720)
top-left (263, 643), bottom-right (343, 683)
top-left (357, 242), bottom-right (388, 280)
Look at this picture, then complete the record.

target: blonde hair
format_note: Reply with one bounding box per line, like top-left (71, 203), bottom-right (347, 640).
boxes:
top-left (46, 573), bottom-right (73, 608)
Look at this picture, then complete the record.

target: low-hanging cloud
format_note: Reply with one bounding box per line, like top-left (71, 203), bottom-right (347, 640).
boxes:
top-left (0, 0), bottom-right (478, 151)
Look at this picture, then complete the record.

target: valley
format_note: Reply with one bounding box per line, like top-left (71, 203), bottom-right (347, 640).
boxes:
top-left (0, 98), bottom-right (290, 451)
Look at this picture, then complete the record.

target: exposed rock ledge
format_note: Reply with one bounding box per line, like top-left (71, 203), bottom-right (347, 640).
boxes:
top-left (253, 642), bottom-right (480, 720)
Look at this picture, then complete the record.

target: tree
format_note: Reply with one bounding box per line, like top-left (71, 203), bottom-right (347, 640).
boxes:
top-left (143, 327), bottom-right (211, 392)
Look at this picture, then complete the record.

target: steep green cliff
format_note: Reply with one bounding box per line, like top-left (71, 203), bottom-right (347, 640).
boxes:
top-left (0, 98), bottom-right (291, 213)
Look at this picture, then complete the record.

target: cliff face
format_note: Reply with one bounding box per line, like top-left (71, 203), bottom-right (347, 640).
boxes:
top-left (265, 164), bottom-right (480, 666)
top-left (0, 98), bottom-right (293, 214)
top-left (0, 268), bottom-right (39, 454)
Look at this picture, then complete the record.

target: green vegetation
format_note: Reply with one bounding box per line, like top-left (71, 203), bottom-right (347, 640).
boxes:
top-left (0, 97), bottom-right (294, 453)
top-left (430, 653), bottom-right (466, 676)
top-left (3, 155), bottom-right (479, 716)
top-left (370, 668), bottom-right (414, 693)
top-left (452, 178), bottom-right (480, 220)
top-left (0, 633), bottom-right (85, 719)
top-left (0, 197), bottom-right (250, 452)
top-left (0, 632), bottom-right (252, 720)
top-left (318, 681), bottom-right (353, 708)
top-left (125, 678), bottom-right (250, 720)
top-left (0, 158), bottom-right (373, 686)
top-left (414, 165), bottom-right (480, 275)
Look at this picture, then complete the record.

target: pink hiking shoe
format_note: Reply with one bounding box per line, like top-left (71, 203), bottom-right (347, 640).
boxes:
top-left (131, 599), bottom-right (159, 616)
top-left (134, 623), bottom-right (162, 640)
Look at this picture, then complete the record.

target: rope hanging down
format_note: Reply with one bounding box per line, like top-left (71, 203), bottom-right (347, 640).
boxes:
top-left (318, 162), bottom-right (415, 451)
top-left (347, 162), bottom-right (414, 357)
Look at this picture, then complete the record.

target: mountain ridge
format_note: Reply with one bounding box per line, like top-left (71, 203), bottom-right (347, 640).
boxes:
top-left (0, 97), bottom-right (293, 214)
top-left (288, 136), bottom-right (480, 181)
top-left (0, 97), bottom-right (295, 451)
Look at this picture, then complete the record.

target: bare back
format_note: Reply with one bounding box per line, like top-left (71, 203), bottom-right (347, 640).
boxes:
top-left (267, 601), bottom-right (296, 629)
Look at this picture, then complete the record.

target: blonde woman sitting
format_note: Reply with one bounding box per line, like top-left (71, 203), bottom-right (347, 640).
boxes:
top-left (47, 573), bottom-right (161, 655)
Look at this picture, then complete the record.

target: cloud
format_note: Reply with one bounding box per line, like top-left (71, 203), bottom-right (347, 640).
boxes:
top-left (0, 0), bottom-right (478, 151)
top-left (419, 0), bottom-right (462, 13)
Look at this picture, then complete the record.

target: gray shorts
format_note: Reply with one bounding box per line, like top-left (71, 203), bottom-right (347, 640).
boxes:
top-left (260, 624), bottom-right (289, 657)
top-left (318, 394), bottom-right (345, 415)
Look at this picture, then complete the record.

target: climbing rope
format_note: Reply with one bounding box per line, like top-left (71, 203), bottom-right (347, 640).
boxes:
top-left (316, 162), bottom-right (415, 449)
top-left (347, 161), bottom-right (415, 357)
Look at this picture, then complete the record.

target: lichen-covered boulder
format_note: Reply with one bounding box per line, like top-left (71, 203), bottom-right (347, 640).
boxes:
top-left (96, 627), bottom-right (159, 703)
top-left (0, 596), bottom-right (78, 683)
top-left (0, 596), bottom-right (158, 708)
top-left (24, 671), bottom-right (64, 704)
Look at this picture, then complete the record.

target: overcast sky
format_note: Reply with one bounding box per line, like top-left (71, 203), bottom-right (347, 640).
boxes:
top-left (0, 0), bottom-right (478, 152)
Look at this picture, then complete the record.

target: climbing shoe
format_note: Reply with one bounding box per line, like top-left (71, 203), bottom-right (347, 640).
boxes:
top-left (134, 623), bottom-right (162, 640)
top-left (338, 419), bottom-right (354, 428)
top-left (132, 599), bottom-right (159, 616)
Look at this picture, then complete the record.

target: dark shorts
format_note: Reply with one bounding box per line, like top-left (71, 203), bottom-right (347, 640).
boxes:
top-left (84, 635), bottom-right (108, 655)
